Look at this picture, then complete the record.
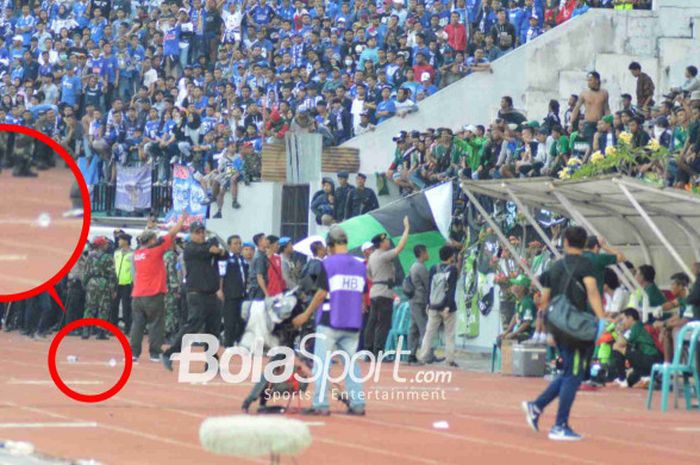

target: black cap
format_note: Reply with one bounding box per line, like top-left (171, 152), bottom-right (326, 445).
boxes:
top-left (189, 221), bottom-right (205, 232)
top-left (338, 171), bottom-right (349, 179)
top-left (655, 116), bottom-right (669, 128)
top-left (371, 233), bottom-right (387, 247)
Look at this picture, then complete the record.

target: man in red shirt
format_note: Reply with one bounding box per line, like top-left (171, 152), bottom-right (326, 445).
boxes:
top-left (444, 12), bottom-right (467, 52)
top-left (412, 52), bottom-right (435, 85)
top-left (129, 213), bottom-right (187, 362)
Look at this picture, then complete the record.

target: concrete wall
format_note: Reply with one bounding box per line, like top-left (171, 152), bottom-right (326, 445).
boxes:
top-left (207, 181), bottom-right (282, 242)
top-left (343, 6), bottom-right (699, 175)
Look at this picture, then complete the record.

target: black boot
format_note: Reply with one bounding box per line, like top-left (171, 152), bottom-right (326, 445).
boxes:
top-left (81, 327), bottom-right (90, 339)
top-left (96, 329), bottom-right (108, 340)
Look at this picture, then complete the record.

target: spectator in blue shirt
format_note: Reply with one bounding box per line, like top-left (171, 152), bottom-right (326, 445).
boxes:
top-left (60, 66), bottom-right (82, 108)
top-left (375, 87), bottom-right (397, 124)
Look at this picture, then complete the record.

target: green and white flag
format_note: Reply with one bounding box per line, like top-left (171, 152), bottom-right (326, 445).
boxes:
top-left (339, 182), bottom-right (453, 272)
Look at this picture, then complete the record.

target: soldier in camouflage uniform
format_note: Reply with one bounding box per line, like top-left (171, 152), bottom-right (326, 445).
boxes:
top-left (240, 141), bottom-right (260, 182)
top-left (164, 241), bottom-right (183, 341)
top-left (12, 132), bottom-right (38, 178)
top-left (81, 236), bottom-right (116, 339)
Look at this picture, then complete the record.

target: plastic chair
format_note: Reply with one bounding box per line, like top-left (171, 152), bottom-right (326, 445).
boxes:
top-left (491, 344), bottom-right (501, 373)
top-left (674, 323), bottom-right (700, 410)
top-left (646, 321), bottom-right (700, 412)
top-left (384, 301), bottom-right (412, 361)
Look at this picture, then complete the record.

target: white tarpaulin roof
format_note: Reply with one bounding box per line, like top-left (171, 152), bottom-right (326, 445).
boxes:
top-left (461, 176), bottom-right (700, 269)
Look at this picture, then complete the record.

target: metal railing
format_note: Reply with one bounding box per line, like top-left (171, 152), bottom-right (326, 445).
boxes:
top-left (90, 167), bottom-right (173, 217)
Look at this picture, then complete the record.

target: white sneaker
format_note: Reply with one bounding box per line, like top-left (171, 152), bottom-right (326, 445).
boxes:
top-left (613, 378), bottom-right (628, 388)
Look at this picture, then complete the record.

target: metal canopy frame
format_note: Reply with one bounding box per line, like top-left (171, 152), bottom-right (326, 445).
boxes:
top-left (461, 175), bottom-right (699, 284)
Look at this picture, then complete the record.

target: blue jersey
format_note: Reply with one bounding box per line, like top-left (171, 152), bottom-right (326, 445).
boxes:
top-left (160, 119), bottom-right (176, 137)
top-left (60, 74), bottom-right (82, 106)
top-left (251, 5), bottom-right (274, 25)
top-left (163, 25), bottom-right (181, 57)
top-left (89, 17), bottom-right (107, 43)
top-left (376, 99), bottom-right (396, 123)
top-left (101, 55), bottom-right (118, 83)
top-left (144, 120), bottom-right (161, 140)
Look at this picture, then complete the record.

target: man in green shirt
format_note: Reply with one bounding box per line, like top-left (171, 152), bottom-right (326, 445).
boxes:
top-left (583, 236), bottom-right (625, 296)
top-left (629, 264), bottom-right (667, 322)
top-left (453, 125), bottom-right (486, 178)
top-left (653, 272), bottom-right (691, 363)
top-left (498, 275), bottom-right (535, 344)
top-left (611, 308), bottom-right (662, 387)
top-left (543, 125), bottom-right (570, 176)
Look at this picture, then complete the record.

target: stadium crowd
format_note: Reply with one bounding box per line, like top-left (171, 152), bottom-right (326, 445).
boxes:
top-left (383, 65), bottom-right (700, 196)
top-left (0, 0), bottom-right (651, 212)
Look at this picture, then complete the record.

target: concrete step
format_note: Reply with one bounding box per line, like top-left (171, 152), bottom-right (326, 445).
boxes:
top-left (657, 5), bottom-right (700, 39)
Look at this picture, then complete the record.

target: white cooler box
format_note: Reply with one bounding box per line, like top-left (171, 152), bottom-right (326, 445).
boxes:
top-left (511, 345), bottom-right (547, 377)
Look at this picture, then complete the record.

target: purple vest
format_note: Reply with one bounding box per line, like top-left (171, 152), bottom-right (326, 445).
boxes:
top-left (317, 254), bottom-right (366, 330)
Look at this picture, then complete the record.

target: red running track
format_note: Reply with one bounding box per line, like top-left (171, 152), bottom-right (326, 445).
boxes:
top-left (0, 333), bottom-right (698, 465)
top-left (0, 167), bottom-right (83, 295)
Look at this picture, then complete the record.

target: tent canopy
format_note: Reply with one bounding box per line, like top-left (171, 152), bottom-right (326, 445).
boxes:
top-left (461, 176), bottom-right (700, 275)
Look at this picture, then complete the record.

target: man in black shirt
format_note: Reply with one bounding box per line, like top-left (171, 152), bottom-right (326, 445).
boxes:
top-left (204, 0), bottom-right (223, 65)
top-left (162, 221), bottom-right (226, 370)
top-left (522, 226), bottom-right (605, 441)
top-left (219, 235), bottom-right (249, 347)
top-left (247, 233), bottom-right (269, 300)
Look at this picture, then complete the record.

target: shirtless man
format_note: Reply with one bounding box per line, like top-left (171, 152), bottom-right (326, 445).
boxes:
top-left (569, 72), bottom-right (611, 144)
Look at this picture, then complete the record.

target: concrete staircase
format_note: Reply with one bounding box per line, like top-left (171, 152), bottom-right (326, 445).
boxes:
top-left (342, 2), bottom-right (700, 176)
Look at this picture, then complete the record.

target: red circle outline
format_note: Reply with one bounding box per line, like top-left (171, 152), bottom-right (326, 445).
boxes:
top-left (0, 124), bottom-right (91, 302)
top-left (47, 318), bottom-right (133, 403)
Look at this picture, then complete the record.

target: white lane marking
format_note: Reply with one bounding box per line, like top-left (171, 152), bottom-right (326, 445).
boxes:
top-left (0, 255), bottom-right (27, 261)
top-left (7, 379), bottom-right (103, 385)
top-left (0, 422), bottom-right (98, 429)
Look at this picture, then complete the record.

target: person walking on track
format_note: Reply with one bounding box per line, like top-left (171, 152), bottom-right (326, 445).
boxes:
top-left (522, 226), bottom-right (606, 441)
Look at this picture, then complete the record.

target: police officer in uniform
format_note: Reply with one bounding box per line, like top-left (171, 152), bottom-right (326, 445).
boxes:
top-left (345, 173), bottom-right (379, 219)
top-left (334, 171), bottom-right (354, 222)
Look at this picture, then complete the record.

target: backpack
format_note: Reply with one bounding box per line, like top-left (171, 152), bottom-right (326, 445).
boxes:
top-left (429, 266), bottom-right (451, 309)
top-left (402, 274), bottom-right (416, 299)
top-left (545, 260), bottom-right (598, 347)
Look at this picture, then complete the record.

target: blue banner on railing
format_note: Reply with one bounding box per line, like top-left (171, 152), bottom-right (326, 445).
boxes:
top-left (115, 165), bottom-right (152, 212)
top-left (166, 164), bottom-right (207, 228)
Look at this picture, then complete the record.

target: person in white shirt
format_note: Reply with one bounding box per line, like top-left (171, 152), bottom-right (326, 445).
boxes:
top-left (222, 2), bottom-right (243, 44)
top-left (603, 268), bottom-right (629, 318)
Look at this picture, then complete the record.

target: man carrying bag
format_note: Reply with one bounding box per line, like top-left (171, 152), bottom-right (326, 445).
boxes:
top-left (522, 226), bottom-right (605, 441)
